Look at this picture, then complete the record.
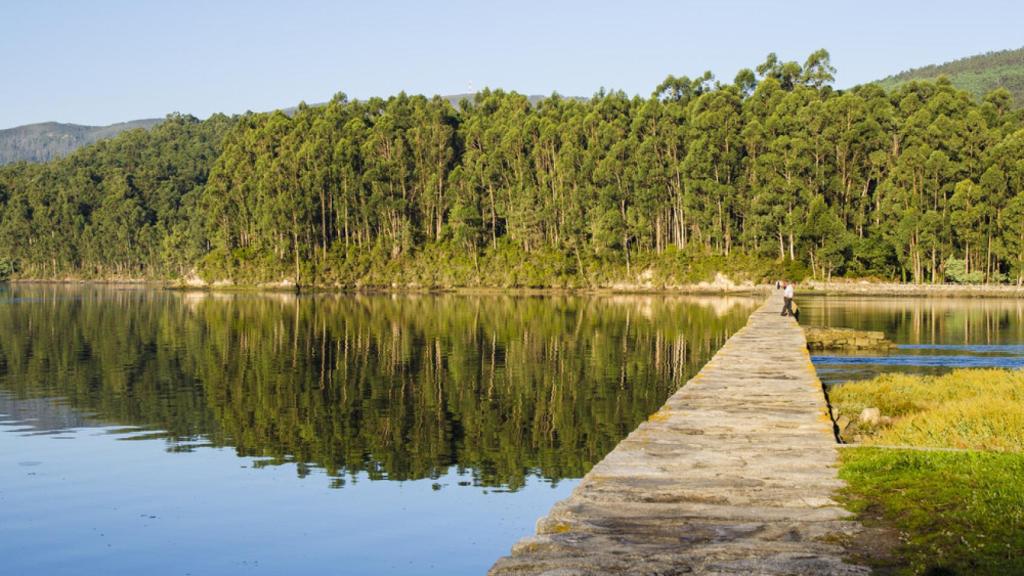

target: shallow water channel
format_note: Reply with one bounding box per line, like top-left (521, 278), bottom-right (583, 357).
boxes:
top-left (0, 286), bottom-right (757, 576)
top-left (800, 294), bottom-right (1024, 384)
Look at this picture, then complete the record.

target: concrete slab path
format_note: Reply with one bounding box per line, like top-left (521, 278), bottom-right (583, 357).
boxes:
top-left (490, 292), bottom-right (868, 576)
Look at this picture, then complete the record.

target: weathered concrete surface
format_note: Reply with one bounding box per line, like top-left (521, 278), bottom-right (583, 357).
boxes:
top-left (490, 293), bottom-right (867, 576)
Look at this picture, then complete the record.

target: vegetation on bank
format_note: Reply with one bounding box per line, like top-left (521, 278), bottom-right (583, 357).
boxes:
top-left (831, 370), bottom-right (1024, 451)
top-left (0, 257), bottom-right (14, 281)
top-left (831, 370), bottom-right (1024, 575)
top-left (1, 50), bottom-right (1024, 287)
top-left (203, 240), bottom-right (800, 289)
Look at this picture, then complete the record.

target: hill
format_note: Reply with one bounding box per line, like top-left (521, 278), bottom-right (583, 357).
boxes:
top-left (874, 47), bottom-right (1024, 106)
top-left (0, 119), bottom-right (163, 165)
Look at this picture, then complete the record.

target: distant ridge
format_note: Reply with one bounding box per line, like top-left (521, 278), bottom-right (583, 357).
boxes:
top-left (0, 119), bottom-right (162, 165)
top-left (874, 46), bottom-right (1024, 106)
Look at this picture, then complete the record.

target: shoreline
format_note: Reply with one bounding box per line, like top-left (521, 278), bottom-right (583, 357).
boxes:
top-left (7, 277), bottom-right (1024, 297)
top-left (801, 280), bottom-right (1024, 298)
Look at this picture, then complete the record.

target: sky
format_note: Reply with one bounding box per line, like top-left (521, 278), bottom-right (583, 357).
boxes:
top-left (2, 0), bottom-right (1022, 129)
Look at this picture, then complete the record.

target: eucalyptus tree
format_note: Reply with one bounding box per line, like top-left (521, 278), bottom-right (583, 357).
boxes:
top-left (0, 50), bottom-right (1022, 286)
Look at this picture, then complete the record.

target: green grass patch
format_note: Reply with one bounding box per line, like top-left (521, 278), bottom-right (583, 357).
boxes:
top-left (839, 447), bottom-right (1024, 575)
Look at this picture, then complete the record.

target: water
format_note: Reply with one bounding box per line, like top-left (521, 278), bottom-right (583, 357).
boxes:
top-left (799, 295), bottom-right (1024, 384)
top-left (0, 285), bottom-right (757, 576)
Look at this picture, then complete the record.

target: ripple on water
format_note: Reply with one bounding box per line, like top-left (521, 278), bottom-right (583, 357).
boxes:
top-left (897, 344), bottom-right (1024, 353)
top-left (812, 354), bottom-right (1024, 369)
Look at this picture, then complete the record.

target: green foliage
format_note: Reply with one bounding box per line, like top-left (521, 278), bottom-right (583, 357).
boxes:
top-left (0, 113), bottom-right (236, 279)
top-left (943, 257), bottom-right (985, 284)
top-left (1, 50), bottom-right (1024, 286)
top-left (0, 257), bottom-right (16, 279)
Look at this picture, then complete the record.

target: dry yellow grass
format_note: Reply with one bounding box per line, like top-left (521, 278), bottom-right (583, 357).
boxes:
top-left (829, 369), bottom-right (1024, 451)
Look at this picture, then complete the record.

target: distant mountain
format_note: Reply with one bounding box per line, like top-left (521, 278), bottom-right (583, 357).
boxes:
top-left (0, 119), bottom-right (162, 165)
top-left (874, 47), bottom-right (1024, 107)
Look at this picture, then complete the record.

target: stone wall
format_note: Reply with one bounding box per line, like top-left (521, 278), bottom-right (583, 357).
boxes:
top-left (804, 326), bottom-right (894, 351)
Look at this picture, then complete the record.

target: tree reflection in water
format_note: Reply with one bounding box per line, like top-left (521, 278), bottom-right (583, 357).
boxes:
top-left (0, 286), bottom-right (757, 489)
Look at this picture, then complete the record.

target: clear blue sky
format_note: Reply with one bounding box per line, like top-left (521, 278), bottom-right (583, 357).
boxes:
top-left (2, 0), bottom-right (1022, 128)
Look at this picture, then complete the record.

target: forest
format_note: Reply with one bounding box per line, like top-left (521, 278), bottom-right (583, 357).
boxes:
top-left (1, 50), bottom-right (1023, 287)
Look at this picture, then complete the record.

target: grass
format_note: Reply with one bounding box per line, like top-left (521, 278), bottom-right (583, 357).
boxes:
top-left (829, 369), bottom-right (1024, 575)
top-left (830, 370), bottom-right (1024, 451)
top-left (840, 448), bottom-right (1024, 575)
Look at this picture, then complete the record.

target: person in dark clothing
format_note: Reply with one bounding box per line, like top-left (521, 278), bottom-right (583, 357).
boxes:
top-left (781, 282), bottom-right (795, 317)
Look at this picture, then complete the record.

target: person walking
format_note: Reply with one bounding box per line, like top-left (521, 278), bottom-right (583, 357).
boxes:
top-left (781, 282), bottom-right (795, 317)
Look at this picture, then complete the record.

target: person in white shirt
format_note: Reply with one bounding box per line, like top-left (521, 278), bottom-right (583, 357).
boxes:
top-left (781, 282), bottom-right (795, 317)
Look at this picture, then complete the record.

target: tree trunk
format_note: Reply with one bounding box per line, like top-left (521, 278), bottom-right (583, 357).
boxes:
top-left (965, 241), bottom-right (970, 275)
top-left (931, 248), bottom-right (937, 284)
top-left (487, 184), bottom-right (498, 247)
top-left (292, 212), bottom-right (301, 286)
top-left (986, 233), bottom-right (992, 283)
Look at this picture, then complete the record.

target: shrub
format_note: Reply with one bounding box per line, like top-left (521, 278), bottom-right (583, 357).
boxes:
top-left (943, 257), bottom-right (985, 284)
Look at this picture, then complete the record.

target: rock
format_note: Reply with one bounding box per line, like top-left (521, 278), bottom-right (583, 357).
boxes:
top-left (836, 414), bottom-right (851, 432)
top-left (859, 407), bottom-right (881, 426)
top-left (179, 271), bottom-right (207, 288)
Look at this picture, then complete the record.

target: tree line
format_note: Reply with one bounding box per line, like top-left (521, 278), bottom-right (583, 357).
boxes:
top-left (2, 50), bottom-right (1023, 286)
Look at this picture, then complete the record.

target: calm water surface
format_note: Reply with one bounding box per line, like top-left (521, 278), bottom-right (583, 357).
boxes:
top-left (0, 286), bottom-right (757, 575)
top-left (799, 295), bottom-right (1024, 384)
